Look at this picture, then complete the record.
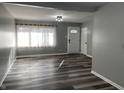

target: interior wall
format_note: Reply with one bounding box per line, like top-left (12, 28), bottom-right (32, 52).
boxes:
top-left (0, 4), bottom-right (16, 86)
top-left (81, 18), bottom-right (93, 56)
top-left (16, 20), bottom-right (81, 56)
top-left (92, 3), bottom-right (124, 88)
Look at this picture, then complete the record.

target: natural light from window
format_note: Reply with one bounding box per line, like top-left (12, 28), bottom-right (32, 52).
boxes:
top-left (17, 25), bottom-right (56, 48)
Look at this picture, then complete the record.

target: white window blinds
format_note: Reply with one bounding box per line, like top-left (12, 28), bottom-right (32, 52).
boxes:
top-left (17, 25), bottom-right (56, 48)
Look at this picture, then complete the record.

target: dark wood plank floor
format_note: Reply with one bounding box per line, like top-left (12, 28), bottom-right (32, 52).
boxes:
top-left (1, 54), bottom-right (117, 90)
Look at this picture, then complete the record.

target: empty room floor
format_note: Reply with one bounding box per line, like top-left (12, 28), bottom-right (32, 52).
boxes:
top-left (1, 54), bottom-right (117, 90)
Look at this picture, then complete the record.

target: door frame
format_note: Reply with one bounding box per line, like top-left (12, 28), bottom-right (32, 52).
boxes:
top-left (67, 26), bottom-right (80, 54)
top-left (81, 27), bottom-right (88, 55)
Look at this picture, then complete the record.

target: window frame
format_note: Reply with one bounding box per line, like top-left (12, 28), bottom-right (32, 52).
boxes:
top-left (16, 25), bottom-right (56, 48)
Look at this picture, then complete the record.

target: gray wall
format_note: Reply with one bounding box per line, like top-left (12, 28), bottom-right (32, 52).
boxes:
top-left (92, 3), bottom-right (124, 88)
top-left (81, 18), bottom-right (93, 56)
top-left (16, 20), bottom-right (81, 56)
top-left (0, 4), bottom-right (16, 86)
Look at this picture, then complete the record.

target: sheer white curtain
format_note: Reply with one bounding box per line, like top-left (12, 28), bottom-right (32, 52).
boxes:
top-left (17, 25), bottom-right (56, 48)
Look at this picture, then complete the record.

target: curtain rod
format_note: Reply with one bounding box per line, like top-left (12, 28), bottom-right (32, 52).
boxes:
top-left (16, 23), bottom-right (56, 27)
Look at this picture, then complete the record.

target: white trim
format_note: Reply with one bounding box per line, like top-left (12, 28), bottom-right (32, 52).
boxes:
top-left (91, 70), bottom-right (124, 90)
top-left (0, 59), bottom-right (16, 87)
top-left (86, 54), bottom-right (93, 58)
top-left (17, 53), bottom-right (68, 58)
top-left (67, 27), bottom-right (69, 53)
top-left (80, 53), bottom-right (93, 58)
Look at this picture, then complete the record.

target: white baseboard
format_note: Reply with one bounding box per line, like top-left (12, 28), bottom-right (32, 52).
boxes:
top-left (91, 70), bottom-right (124, 90)
top-left (86, 54), bottom-right (93, 58)
top-left (0, 59), bottom-right (16, 87)
top-left (80, 53), bottom-right (93, 58)
top-left (17, 53), bottom-right (68, 58)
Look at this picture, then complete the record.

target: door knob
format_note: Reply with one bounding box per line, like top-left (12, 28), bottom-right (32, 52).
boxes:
top-left (69, 39), bottom-right (70, 44)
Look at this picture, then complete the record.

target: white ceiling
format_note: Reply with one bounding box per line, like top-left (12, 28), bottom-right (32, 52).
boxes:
top-left (4, 3), bottom-right (93, 23)
top-left (10, 2), bottom-right (107, 12)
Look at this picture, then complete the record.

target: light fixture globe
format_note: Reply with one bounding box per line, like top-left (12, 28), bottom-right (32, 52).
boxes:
top-left (56, 16), bottom-right (63, 22)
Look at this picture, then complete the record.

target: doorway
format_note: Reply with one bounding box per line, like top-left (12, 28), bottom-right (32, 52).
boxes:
top-left (81, 27), bottom-right (88, 55)
top-left (67, 26), bottom-right (80, 54)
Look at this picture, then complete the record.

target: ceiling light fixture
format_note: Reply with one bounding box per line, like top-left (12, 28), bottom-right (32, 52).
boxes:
top-left (56, 16), bottom-right (63, 22)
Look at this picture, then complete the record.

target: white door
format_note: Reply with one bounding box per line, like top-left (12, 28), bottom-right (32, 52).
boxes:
top-left (67, 27), bottom-right (80, 53)
top-left (81, 27), bottom-right (87, 55)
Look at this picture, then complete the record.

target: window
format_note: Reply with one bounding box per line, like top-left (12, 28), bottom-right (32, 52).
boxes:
top-left (17, 25), bottom-right (56, 48)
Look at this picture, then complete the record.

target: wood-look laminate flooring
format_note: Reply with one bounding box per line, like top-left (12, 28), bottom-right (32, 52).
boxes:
top-left (1, 54), bottom-right (117, 90)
